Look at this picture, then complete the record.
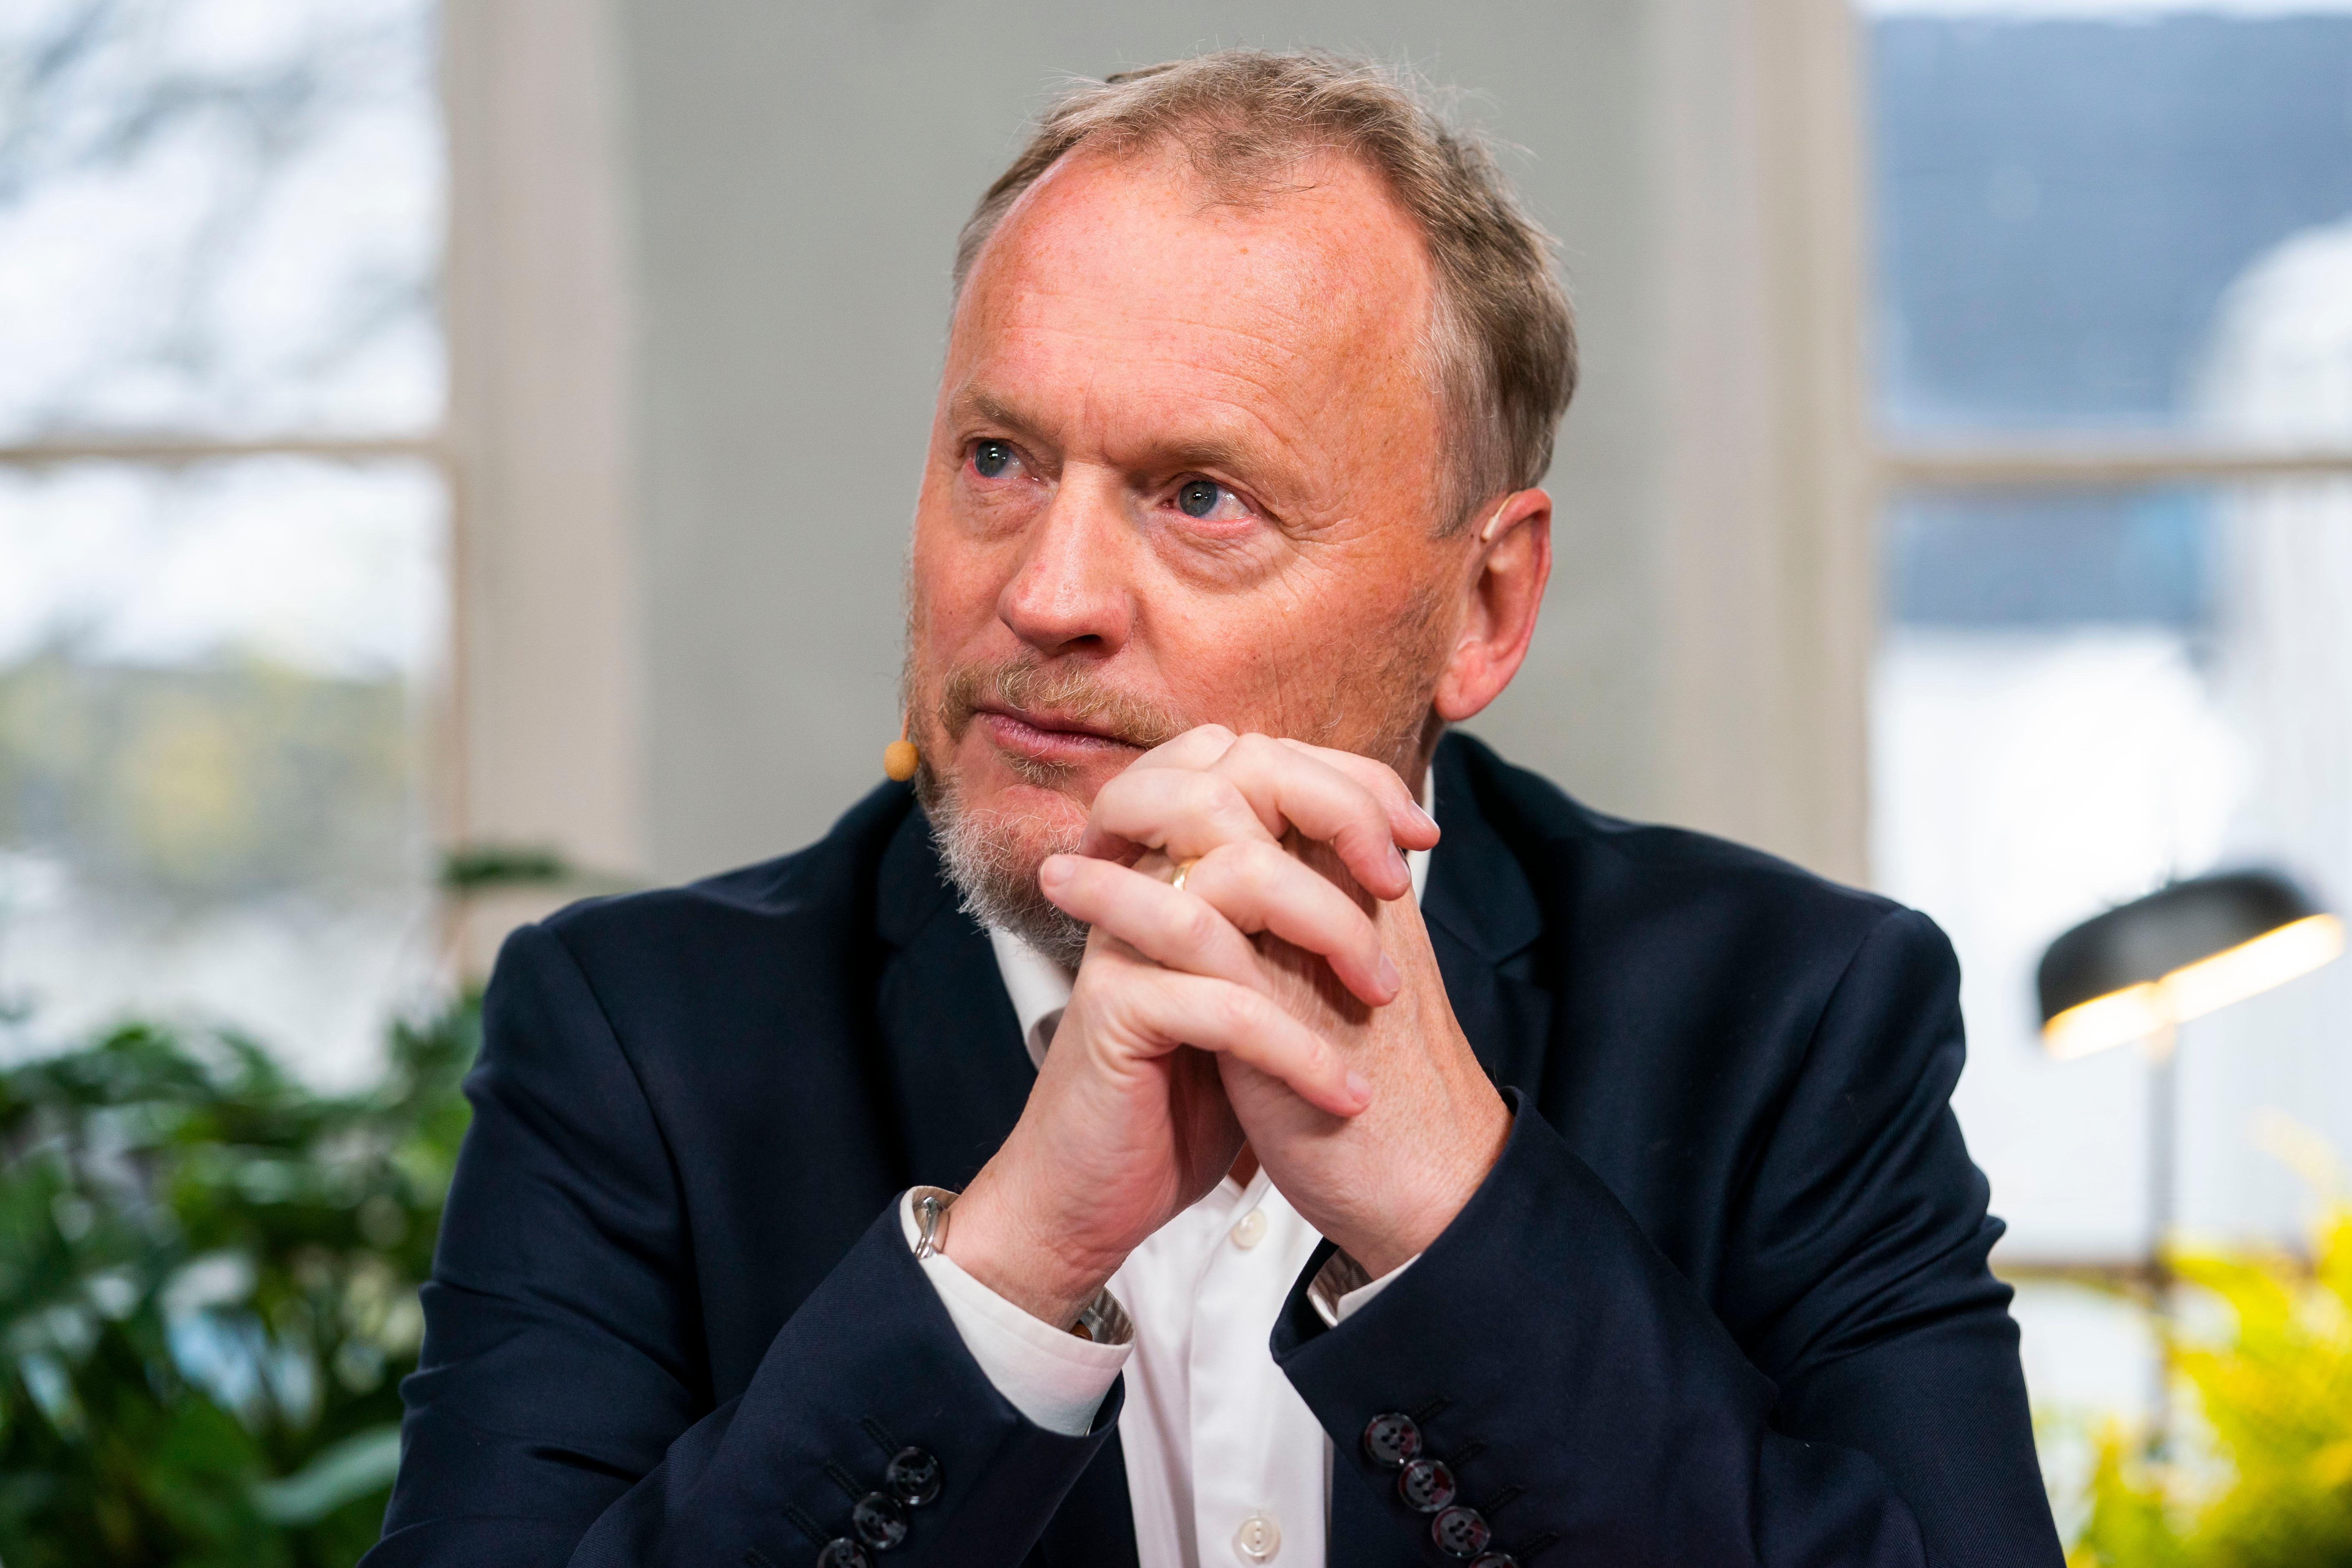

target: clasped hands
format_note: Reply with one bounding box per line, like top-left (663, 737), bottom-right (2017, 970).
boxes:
top-left (945, 726), bottom-right (1512, 1331)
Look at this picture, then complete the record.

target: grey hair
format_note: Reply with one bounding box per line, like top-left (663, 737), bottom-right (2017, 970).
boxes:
top-left (951, 49), bottom-right (1579, 534)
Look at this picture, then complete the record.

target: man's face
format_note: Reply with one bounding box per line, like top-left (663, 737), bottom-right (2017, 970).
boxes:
top-left (906, 143), bottom-right (1473, 909)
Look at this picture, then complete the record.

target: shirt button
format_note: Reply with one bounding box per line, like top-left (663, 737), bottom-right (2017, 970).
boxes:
top-left (1232, 1510), bottom-right (1282, 1562)
top-left (1230, 1208), bottom-right (1269, 1249)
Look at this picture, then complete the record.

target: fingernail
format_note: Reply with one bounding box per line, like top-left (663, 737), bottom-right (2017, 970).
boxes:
top-left (1387, 845), bottom-right (1409, 886)
top-left (1346, 1070), bottom-right (1373, 1107)
top-left (1409, 803), bottom-right (1437, 834)
top-left (1377, 952), bottom-right (1402, 995)
top-left (1038, 855), bottom-right (1070, 887)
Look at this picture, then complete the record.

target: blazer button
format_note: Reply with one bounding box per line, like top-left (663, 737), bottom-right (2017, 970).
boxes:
top-left (1431, 1505), bottom-right (1491, 1558)
top-left (1469, 1555), bottom-right (1520, 1568)
top-left (816, 1540), bottom-right (871, 1568)
top-left (1396, 1457), bottom-right (1456, 1513)
top-left (852, 1492), bottom-right (908, 1550)
top-left (1361, 1412), bottom-right (1422, 1469)
top-left (886, 1446), bottom-right (942, 1507)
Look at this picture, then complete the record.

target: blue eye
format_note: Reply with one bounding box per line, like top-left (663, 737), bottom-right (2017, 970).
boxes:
top-left (972, 441), bottom-right (1013, 478)
top-left (1176, 480), bottom-right (1222, 518)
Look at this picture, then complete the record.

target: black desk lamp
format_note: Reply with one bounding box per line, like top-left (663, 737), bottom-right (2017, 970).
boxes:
top-left (2036, 869), bottom-right (2342, 1443)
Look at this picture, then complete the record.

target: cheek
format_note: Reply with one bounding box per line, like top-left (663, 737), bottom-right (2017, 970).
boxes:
top-left (1163, 566), bottom-right (1445, 735)
top-left (909, 510), bottom-right (1010, 642)
top-left (1142, 591), bottom-right (1338, 719)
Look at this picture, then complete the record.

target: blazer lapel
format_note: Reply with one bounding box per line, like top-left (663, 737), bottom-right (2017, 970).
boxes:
top-left (1424, 735), bottom-right (1554, 1101)
top-left (872, 805), bottom-right (1038, 1192)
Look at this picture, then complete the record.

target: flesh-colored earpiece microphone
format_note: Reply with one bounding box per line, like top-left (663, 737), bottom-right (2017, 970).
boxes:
top-left (883, 715), bottom-right (919, 782)
top-left (1479, 496), bottom-right (1513, 544)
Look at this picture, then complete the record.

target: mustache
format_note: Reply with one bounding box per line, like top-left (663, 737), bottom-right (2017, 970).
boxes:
top-left (935, 658), bottom-right (1188, 754)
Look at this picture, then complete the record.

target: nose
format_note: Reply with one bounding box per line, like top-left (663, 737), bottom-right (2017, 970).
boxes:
top-left (996, 475), bottom-right (1134, 658)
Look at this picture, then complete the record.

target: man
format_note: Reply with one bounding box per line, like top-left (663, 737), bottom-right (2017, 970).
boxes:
top-left (371, 50), bottom-right (2062, 1568)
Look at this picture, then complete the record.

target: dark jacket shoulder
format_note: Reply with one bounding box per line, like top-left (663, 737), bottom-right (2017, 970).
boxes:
top-left (1447, 730), bottom-right (1903, 960)
top-left (527, 778), bottom-right (931, 1003)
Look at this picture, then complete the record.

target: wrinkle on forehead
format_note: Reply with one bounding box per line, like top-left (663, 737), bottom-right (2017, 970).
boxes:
top-left (960, 151), bottom-right (1435, 388)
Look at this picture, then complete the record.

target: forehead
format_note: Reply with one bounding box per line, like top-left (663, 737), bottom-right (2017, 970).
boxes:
top-left (947, 142), bottom-right (1439, 443)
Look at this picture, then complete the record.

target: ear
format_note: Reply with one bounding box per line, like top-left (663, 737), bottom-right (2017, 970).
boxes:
top-left (1433, 489), bottom-right (1552, 723)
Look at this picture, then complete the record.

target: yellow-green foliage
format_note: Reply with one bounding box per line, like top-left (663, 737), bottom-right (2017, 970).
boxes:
top-left (2071, 1203), bottom-right (2352, 1567)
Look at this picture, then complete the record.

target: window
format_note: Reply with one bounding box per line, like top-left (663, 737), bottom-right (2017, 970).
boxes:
top-left (0, 0), bottom-right (448, 1085)
top-left (1860, 0), bottom-right (2352, 1478)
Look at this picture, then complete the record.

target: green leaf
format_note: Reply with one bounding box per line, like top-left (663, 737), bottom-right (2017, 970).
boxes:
top-left (250, 1423), bottom-right (401, 1525)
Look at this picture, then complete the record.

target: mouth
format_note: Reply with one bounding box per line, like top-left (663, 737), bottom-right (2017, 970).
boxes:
top-left (973, 704), bottom-right (1143, 770)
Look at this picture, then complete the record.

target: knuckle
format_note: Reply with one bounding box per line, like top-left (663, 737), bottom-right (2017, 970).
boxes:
top-left (1213, 986), bottom-right (1256, 1040)
top-left (1174, 897), bottom-right (1222, 952)
top-left (1205, 775), bottom-right (1257, 829)
top-left (1229, 731), bottom-right (1282, 768)
top-left (1091, 773), bottom-right (1137, 813)
top-left (1226, 842), bottom-right (1278, 896)
top-left (1134, 971), bottom-right (1184, 1030)
top-left (1188, 846), bottom-right (1235, 898)
top-left (1191, 722), bottom-right (1237, 751)
top-left (1293, 1037), bottom-right (1332, 1086)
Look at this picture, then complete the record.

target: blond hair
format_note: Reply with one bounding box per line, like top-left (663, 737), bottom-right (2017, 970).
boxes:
top-left (952, 50), bottom-right (1578, 533)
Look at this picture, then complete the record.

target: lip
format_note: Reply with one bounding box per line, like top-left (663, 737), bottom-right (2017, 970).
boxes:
top-left (975, 704), bottom-right (1138, 766)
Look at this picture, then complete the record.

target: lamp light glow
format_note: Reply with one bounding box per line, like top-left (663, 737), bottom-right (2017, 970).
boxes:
top-left (2042, 982), bottom-right (2171, 1062)
top-left (2159, 912), bottom-right (2342, 1023)
top-left (2036, 871), bottom-right (2342, 1060)
top-left (2042, 913), bottom-right (2344, 1059)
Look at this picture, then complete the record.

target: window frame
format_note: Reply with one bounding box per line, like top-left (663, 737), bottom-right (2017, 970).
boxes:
top-left (1855, 10), bottom-right (2352, 1290)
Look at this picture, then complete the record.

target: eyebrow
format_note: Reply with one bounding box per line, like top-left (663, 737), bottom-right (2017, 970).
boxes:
top-left (949, 387), bottom-right (1040, 439)
top-left (948, 385), bottom-right (1272, 482)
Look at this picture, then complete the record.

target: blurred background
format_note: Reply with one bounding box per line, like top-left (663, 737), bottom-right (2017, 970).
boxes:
top-left (5, 0), bottom-right (2352, 1560)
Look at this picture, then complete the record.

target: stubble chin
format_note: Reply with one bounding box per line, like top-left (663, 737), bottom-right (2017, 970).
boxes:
top-left (914, 754), bottom-right (1093, 968)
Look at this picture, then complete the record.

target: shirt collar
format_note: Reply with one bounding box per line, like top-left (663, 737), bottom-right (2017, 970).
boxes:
top-left (987, 773), bottom-right (1435, 1071)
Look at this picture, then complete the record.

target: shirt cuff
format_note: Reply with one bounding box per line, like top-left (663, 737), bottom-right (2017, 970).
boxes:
top-left (898, 1189), bottom-right (1131, 1437)
top-left (1307, 1247), bottom-right (1421, 1327)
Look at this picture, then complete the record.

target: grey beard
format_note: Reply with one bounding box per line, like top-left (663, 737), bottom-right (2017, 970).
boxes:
top-left (916, 765), bottom-right (1091, 970)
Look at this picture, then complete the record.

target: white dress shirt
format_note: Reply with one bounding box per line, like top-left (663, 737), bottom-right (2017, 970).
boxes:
top-left (906, 839), bottom-right (1433, 1568)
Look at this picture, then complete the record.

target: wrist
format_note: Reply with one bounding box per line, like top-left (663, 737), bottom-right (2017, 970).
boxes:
top-left (1341, 1088), bottom-right (1512, 1277)
top-left (942, 1170), bottom-right (1125, 1331)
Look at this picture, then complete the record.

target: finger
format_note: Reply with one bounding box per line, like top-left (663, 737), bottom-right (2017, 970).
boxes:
top-left (1077, 765), bottom-right (1281, 865)
top-left (1179, 840), bottom-right (1398, 1004)
top-left (1068, 726), bottom-right (1241, 865)
top-left (1118, 968), bottom-right (1370, 1117)
top-left (1049, 845), bottom-right (1399, 1007)
top-left (1130, 723), bottom-right (1239, 773)
top-left (1037, 854), bottom-right (1264, 992)
top-left (1204, 732), bottom-right (1411, 900)
top-left (1274, 737), bottom-right (1440, 852)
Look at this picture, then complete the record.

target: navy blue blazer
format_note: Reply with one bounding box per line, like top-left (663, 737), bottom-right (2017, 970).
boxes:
top-left (368, 734), bottom-right (2063, 1568)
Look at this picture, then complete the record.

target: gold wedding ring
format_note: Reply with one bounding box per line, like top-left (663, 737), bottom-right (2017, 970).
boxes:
top-left (1169, 858), bottom-right (1199, 894)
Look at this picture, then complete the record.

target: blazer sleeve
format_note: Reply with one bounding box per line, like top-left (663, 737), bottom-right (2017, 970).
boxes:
top-left (1271, 908), bottom-right (2064, 1568)
top-left (365, 922), bottom-right (1119, 1568)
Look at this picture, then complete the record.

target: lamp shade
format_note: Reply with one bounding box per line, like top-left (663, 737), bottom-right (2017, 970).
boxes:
top-left (2037, 869), bottom-right (2342, 1059)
